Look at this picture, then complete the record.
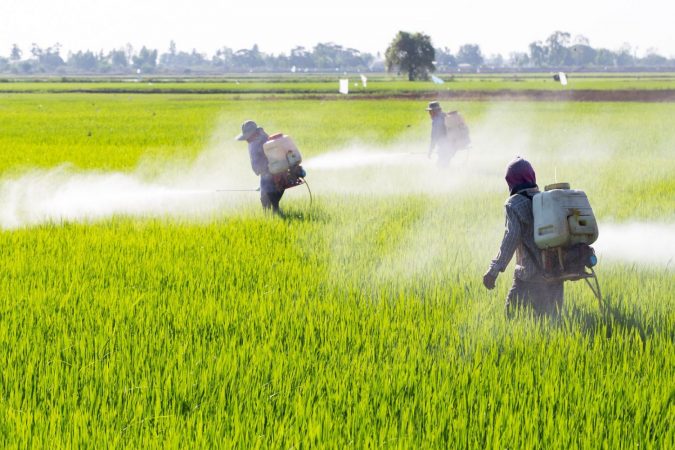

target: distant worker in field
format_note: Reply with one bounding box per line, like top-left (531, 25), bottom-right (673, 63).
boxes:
top-left (236, 120), bottom-right (285, 214)
top-left (426, 101), bottom-right (471, 167)
top-left (482, 157), bottom-right (564, 318)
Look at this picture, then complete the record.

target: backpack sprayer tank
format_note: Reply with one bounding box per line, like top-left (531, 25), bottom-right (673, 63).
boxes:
top-left (444, 111), bottom-right (471, 150)
top-left (532, 183), bottom-right (600, 290)
top-left (262, 133), bottom-right (306, 190)
top-left (533, 183), bottom-right (598, 249)
top-left (263, 134), bottom-right (303, 174)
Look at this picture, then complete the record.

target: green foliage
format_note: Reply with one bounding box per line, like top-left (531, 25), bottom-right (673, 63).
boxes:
top-left (385, 31), bottom-right (436, 81)
top-left (132, 46), bottom-right (158, 73)
top-left (0, 91), bottom-right (673, 447)
top-left (457, 44), bottom-right (484, 67)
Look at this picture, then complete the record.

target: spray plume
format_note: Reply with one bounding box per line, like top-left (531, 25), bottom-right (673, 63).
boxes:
top-left (0, 104), bottom-right (672, 269)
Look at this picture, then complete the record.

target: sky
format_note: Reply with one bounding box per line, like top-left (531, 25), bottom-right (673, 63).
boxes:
top-left (1, 0), bottom-right (674, 58)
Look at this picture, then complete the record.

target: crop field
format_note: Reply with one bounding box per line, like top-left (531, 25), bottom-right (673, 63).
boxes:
top-left (2, 73), bottom-right (675, 94)
top-left (0, 83), bottom-right (674, 447)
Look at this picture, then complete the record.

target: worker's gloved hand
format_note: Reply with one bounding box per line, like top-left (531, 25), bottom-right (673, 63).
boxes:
top-left (482, 272), bottom-right (497, 290)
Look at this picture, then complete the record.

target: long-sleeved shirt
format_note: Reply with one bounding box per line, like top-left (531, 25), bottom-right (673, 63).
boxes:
top-left (248, 130), bottom-right (270, 176)
top-left (247, 129), bottom-right (282, 193)
top-left (429, 113), bottom-right (449, 154)
top-left (487, 188), bottom-right (544, 281)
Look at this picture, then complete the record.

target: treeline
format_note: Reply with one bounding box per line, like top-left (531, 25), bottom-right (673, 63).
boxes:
top-left (0, 42), bottom-right (378, 75)
top-left (1, 31), bottom-right (673, 75)
top-left (436, 32), bottom-right (674, 71)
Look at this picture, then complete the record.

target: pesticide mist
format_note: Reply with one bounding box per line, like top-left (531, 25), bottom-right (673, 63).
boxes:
top-left (594, 222), bottom-right (675, 269)
top-left (2, 103), bottom-right (673, 272)
top-left (0, 143), bottom-right (259, 229)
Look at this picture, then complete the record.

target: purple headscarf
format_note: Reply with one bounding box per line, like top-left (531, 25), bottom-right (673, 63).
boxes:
top-left (505, 157), bottom-right (537, 194)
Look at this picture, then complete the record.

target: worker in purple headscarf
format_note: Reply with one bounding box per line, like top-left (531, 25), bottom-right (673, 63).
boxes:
top-left (482, 157), bottom-right (564, 318)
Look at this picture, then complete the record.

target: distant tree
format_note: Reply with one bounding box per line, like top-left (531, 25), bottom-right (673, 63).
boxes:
top-left (569, 44), bottom-right (596, 66)
top-left (132, 46), bottom-right (158, 72)
top-left (615, 44), bottom-right (635, 67)
top-left (160, 43), bottom-right (207, 71)
top-left (385, 31), bottom-right (435, 81)
top-left (337, 47), bottom-right (373, 70)
top-left (125, 44), bottom-right (134, 64)
top-left (161, 41), bottom-right (178, 66)
top-left (528, 41), bottom-right (547, 67)
top-left (641, 50), bottom-right (668, 67)
top-left (109, 49), bottom-right (128, 69)
top-left (30, 43), bottom-right (41, 59)
top-left (595, 49), bottom-right (616, 67)
top-left (485, 53), bottom-right (504, 67)
top-left (213, 47), bottom-right (234, 70)
top-left (435, 47), bottom-right (457, 69)
top-left (275, 53), bottom-right (291, 70)
top-left (309, 42), bottom-right (372, 70)
top-left (68, 50), bottom-right (98, 72)
top-left (289, 46), bottom-right (313, 69)
top-left (546, 31), bottom-right (571, 66)
top-left (456, 44), bottom-right (484, 66)
top-left (313, 42), bottom-right (339, 69)
top-left (30, 43), bottom-right (65, 71)
top-left (232, 45), bottom-right (265, 70)
top-left (19, 61), bottom-right (36, 73)
top-left (508, 52), bottom-right (530, 68)
top-left (10, 44), bottom-right (22, 61)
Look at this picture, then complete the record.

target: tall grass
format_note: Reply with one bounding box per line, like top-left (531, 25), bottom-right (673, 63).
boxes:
top-left (0, 93), bottom-right (673, 447)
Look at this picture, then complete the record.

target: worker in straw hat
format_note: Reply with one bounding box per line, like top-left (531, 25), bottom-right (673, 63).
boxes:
top-left (236, 120), bottom-right (285, 214)
top-left (482, 157), bottom-right (565, 318)
top-left (426, 101), bottom-right (471, 167)
top-left (426, 101), bottom-right (456, 167)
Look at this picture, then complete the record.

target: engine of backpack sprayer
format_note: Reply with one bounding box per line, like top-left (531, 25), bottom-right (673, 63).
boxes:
top-left (263, 134), bottom-right (307, 191)
top-left (532, 183), bottom-right (599, 281)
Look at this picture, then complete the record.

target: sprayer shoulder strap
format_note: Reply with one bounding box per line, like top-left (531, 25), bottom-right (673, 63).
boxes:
top-left (515, 192), bottom-right (552, 279)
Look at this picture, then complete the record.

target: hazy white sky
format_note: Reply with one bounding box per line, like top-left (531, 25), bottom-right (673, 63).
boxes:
top-left (1, 0), bottom-right (674, 58)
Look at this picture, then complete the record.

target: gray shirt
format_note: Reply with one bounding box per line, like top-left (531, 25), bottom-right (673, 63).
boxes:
top-left (247, 129), bottom-right (270, 176)
top-left (488, 188), bottom-right (544, 281)
top-left (429, 113), bottom-right (448, 154)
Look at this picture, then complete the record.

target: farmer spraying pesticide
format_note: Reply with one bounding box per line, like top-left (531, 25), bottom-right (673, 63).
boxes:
top-left (483, 157), bottom-right (600, 318)
top-left (236, 120), bottom-right (307, 214)
top-left (426, 101), bottom-right (470, 168)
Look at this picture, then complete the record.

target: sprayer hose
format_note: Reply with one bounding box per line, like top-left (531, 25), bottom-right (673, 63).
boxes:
top-left (302, 177), bottom-right (313, 208)
top-left (583, 267), bottom-right (603, 309)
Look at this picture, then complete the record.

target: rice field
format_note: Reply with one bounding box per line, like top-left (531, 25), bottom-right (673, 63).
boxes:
top-left (0, 86), bottom-right (673, 448)
top-left (2, 73), bottom-right (675, 94)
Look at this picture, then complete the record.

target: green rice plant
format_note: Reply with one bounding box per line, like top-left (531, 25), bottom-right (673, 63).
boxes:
top-left (0, 92), bottom-right (673, 448)
top-left (2, 74), bottom-right (675, 94)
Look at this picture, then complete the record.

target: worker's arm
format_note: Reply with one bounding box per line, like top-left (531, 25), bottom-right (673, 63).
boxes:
top-left (429, 117), bottom-right (447, 157)
top-left (486, 204), bottom-right (521, 279)
top-left (249, 147), bottom-right (269, 176)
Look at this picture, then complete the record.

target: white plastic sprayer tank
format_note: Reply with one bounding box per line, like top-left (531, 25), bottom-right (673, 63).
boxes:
top-left (532, 183), bottom-right (599, 249)
top-left (262, 134), bottom-right (303, 175)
